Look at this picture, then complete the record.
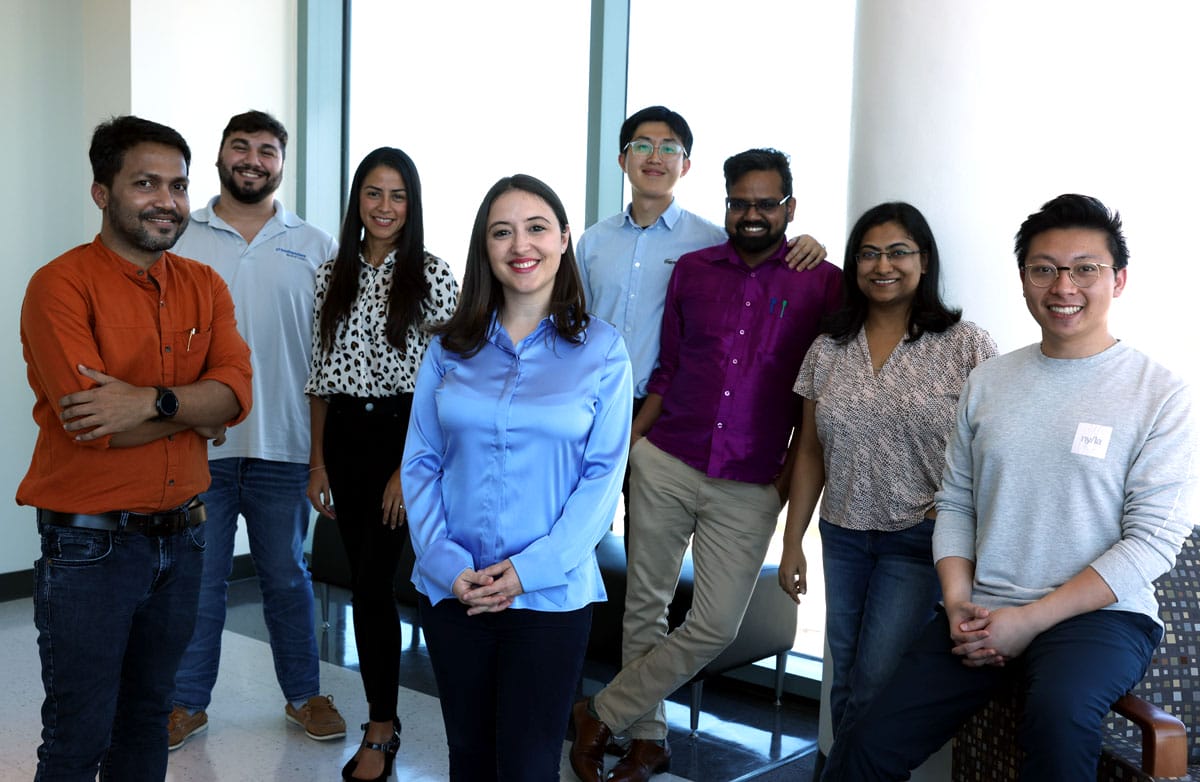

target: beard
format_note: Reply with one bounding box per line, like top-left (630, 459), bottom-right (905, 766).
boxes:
top-left (217, 160), bottom-right (282, 205)
top-left (108, 196), bottom-right (187, 253)
top-left (728, 219), bottom-right (786, 255)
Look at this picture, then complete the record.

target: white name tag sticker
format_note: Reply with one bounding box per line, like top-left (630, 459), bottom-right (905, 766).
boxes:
top-left (1071, 422), bottom-right (1113, 459)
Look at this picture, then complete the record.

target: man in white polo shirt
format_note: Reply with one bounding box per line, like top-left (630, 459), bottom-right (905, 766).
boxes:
top-left (168, 110), bottom-right (345, 749)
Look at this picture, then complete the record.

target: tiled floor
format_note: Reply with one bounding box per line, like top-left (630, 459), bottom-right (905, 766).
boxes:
top-left (1, 579), bottom-right (819, 780)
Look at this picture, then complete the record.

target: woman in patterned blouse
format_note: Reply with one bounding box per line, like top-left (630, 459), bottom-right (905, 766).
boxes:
top-left (304, 147), bottom-right (458, 782)
top-left (777, 202), bottom-right (997, 743)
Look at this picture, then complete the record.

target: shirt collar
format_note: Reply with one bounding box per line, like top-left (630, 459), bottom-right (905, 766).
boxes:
top-left (486, 312), bottom-right (557, 352)
top-left (704, 237), bottom-right (790, 271)
top-left (621, 198), bottom-right (682, 230)
top-left (358, 248), bottom-right (396, 269)
top-left (193, 197), bottom-right (296, 230)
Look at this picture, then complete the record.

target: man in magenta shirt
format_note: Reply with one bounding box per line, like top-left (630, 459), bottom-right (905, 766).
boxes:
top-left (571, 148), bottom-right (843, 782)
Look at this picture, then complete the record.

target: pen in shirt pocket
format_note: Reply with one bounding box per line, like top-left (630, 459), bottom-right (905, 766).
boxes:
top-left (187, 328), bottom-right (197, 351)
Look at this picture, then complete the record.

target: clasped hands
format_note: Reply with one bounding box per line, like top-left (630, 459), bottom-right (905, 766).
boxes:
top-left (947, 601), bottom-right (1040, 668)
top-left (452, 559), bottom-right (525, 616)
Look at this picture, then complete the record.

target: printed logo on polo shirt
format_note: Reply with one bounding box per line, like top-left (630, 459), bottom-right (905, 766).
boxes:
top-left (1071, 422), bottom-right (1112, 459)
top-left (275, 247), bottom-right (308, 260)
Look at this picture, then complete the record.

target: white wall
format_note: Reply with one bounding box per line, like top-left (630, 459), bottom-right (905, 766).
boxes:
top-left (0, 0), bottom-right (298, 580)
top-left (130, 0), bottom-right (301, 221)
top-left (2, 0), bottom-right (104, 578)
top-left (850, 0), bottom-right (1197, 382)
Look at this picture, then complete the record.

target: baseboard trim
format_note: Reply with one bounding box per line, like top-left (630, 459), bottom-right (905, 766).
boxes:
top-left (0, 554), bottom-right (258, 602)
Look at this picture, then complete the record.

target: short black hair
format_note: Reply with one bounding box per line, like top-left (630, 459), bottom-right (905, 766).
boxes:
top-left (723, 148), bottom-right (792, 197)
top-left (619, 106), bottom-right (694, 157)
top-left (1014, 194), bottom-right (1129, 270)
top-left (89, 115), bottom-right (191, 187)
top-left (221, 110), bottom-right (288, 156)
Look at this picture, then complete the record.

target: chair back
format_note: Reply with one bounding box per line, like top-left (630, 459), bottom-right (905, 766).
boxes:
top-left (1104, 525), bottom-right (1199, 768)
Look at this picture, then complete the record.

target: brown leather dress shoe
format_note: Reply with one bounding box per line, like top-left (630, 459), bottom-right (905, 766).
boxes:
top-left (570, 699), bottom-right (611, 782)
top-left (608, 738), bottom-right (672, 782)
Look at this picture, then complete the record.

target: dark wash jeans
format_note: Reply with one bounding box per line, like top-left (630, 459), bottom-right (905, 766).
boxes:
top-left (821, 607), bottom-right (1161, 781)
top-left (33, 512), bottom-right (205, 781)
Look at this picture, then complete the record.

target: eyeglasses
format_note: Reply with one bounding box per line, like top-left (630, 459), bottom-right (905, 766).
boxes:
top-left (856, 248), bottom-right (924, 263)
top-left (725, 196), bottom-right (791, 214)
top-left (1022, 261), bottom-right (1116, 288)
top-left (623, 140), bottom-right (687, 159)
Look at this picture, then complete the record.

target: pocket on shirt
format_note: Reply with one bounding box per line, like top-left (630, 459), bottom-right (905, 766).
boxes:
top-left (175, 326), bottom-right (212, 382)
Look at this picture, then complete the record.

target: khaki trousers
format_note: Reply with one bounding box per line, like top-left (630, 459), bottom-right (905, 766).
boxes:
top-left (594, 439), bottom-right (781, 739)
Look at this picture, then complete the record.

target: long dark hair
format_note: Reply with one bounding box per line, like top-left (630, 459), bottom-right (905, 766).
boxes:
top-left (438, 174), bottom-right (587, 357)
top-left (825, 202), bottom-right (961, 343)
top-left (318, 147), bottom-right (430, 355)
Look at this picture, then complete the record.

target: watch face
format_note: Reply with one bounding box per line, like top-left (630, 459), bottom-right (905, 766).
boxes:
top-left (157, 387), bottom-right (180, 418)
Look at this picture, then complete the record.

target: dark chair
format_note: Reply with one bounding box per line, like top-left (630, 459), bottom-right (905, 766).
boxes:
top-left (308, 514), bottom-right (351, 633)
top-left (308, 514), bottom-right (422, 645)
top-left (590, 533), bottom-right (797, 734)
top-left (951, 526), bottom-right (1199, 781)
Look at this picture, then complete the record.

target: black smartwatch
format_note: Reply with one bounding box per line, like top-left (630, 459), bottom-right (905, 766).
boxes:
top-left (154, 386), bottom-right (180, 419)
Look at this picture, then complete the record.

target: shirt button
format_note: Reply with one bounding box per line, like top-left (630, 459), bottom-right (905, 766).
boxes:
top-left (732, 358), bottom-right (739, 364)
top-left (716, 422), bottom-right (725, 429)
top-left (634, 262), bottom-right (640, 268)
top-left (164, 346), bottom-right (172, 353)
top-left (744, 301), bottom-right (751, 307)
top-left (365, 402), bottom-right (375, 412)
top-left (723, 390), bottom-right (731, 396)
top-left (738, 329), bottom-right (745, 336)
top-left (168, 479), bottom-right (175, 486)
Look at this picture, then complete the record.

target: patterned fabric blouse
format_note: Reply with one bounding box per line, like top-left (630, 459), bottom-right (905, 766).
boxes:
top-left (305, 250), bottom-right (458, 398)
top-left (794, 319), bottom-right (997, 531)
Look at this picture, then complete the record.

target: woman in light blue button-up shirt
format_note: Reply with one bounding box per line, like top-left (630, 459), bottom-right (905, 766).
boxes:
top-left (402, 174), bottom-right (632, 780)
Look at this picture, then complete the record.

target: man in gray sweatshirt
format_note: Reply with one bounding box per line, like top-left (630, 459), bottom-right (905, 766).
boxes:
top-left (822, 194), bottom-right (1195, 781)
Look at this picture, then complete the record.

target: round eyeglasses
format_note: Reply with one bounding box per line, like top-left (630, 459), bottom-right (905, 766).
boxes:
top-left (856, 248), bottom-right (924, 263)
top-left (1022, 262), bottom-right (1116, 288)
top-left (623, 140), bottom-right (687, 159)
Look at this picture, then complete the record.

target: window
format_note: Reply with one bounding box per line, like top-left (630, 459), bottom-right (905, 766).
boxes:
top-left (348, 1), bottom-right (591, 279)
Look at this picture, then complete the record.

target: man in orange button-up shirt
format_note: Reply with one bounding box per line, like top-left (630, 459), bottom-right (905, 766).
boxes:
top-left (17, 115), bottom-right (252, 781)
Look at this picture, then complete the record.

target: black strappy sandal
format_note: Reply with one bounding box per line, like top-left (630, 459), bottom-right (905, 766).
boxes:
top-left (341, 718), bottom-right (402, 781)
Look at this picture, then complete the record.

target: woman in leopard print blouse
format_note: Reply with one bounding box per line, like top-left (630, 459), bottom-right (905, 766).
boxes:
top-left (304, 147), bottom-right (458, 781)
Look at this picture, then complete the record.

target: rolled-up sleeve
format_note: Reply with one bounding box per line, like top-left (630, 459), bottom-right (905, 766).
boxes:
top-left (197, 273), bottom-right (252, 426)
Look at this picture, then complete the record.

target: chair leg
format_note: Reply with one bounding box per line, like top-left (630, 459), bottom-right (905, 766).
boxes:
top-left (774, 651), bottom-right (786, 706)
top-left (690, 680), bottom-right (703, 736)
top-left (320, 582), bottom-right (331, 631)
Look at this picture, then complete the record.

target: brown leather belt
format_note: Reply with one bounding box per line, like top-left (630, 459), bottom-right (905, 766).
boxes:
top-left (40, 498), bottom-right (206, 536)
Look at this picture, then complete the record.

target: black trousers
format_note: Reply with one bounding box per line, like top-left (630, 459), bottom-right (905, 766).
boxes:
top-left (324, 393), bottom-right (412, 723)
top-left (420, 596), bottom-right (592, 781)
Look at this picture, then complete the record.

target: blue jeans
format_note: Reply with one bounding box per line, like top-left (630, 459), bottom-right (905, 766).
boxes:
top-left (820, 518), bottom-right (941, 738)
top-left (173, 458), bottom-right (319, 710)
top-left (821, 608), bottom-right (1161, 781)
top-left (421, 596), bottom-right (592, 781)
top-left (34, 512), bottom-right (205, 781)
